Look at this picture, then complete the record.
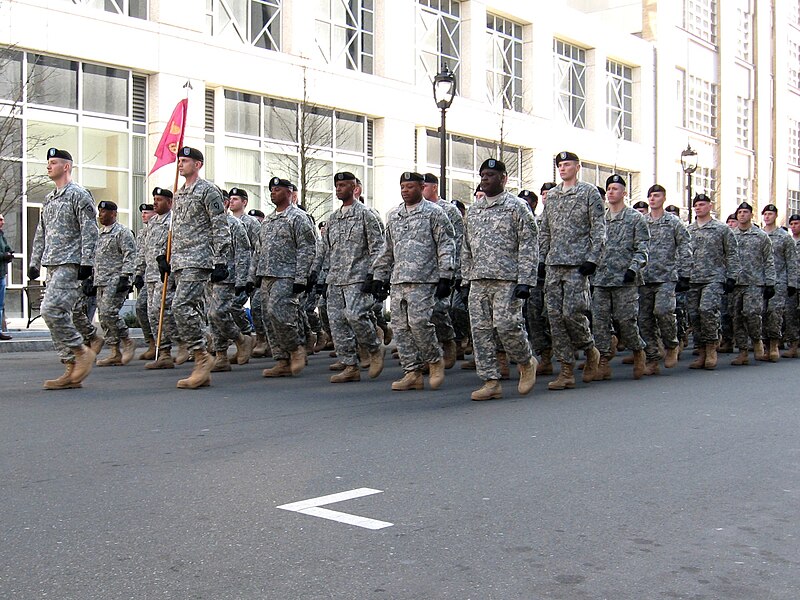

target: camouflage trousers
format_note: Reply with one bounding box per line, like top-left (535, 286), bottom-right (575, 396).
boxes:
top-left (304, 289), bottom-right (323, 334)
top-left (525, 286), bottom-right (551, 355)
top-left (763, 284), bottom-right (787, 340)
top-left (250, 288), bottom-right (265, 336)
top-left (720, 291), bottom-right (734, 346)
top-left (390, 282), bottom-right (442, 373)
top-left (592, 285), bottom-right (644, 356)
top-left (261, 277), bottom-right (302, 360)
top-left (96, 285), bottom-right (130, 345)
top-left (318, 295), bottom-right (331, 338)
top-left (172, 267), bottom-right (211, 353)
top-left (545, 266), bottom-right (594, 364)
top-left (231, 288), bottom-right (253, 335)
top-left (147, 278), bottom-right (178, 352)
top-left (135, 286), bottom-right (152, 341)
top-left (638, 282), bottom-right (678, 361)
top-left (450, 286), bottom-right (470, 341)
top-left (209, 283), bottom-right (242, 352)
top-left (784, 292), bottom-right (799, 343)
top-left (686, 282), bottom-right (723, 344)
top-left (432, 295), bottom-right (456, 342)
top-left (731, 285), bottom-right (765, 349)
top-left (469, 279), bottom-right (532, 382)
top-left (74, 293), bottom-right (98, 342)
top-left (41, 264), bottom-right (84, 362)
top-left (328, 283), bottom-right (380, 366)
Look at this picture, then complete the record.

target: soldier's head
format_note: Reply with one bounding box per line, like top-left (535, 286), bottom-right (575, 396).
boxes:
top-left (228, 187), bottom-right (249, 214)
top-left (422, 173), bottom-right (439, 201)
top-left (152, 187), bottom-right (173, 215)
top-left (269, 177), bottom-right (294, 209)
top-left (248, 208), bottom-right (265, 222)
top-left (736, 201), bottom-right (753, 227)
top-left (177, 147), bottom-right (204, 179)
top-left (605, 175), bottom-right (626, 207)
top-left (789, 214), bottom-right (800, 236)
top-left (761, 204), bottom-right (778, 227)
top-left (725, 214), bottom-right (738, 228)
top-left (555, 151), bottom-right (580, 183)
top-left (692, 193), bottom-right (712, 219)
top-left (647, 184), bottom-right (666, 210)
top-left (633, 201), bottom-right (649, 215)
top-left (540, 182), bottom-right (556, 204)
top-left (97, 201), bottom-right (118, 227)
top-left (334, 172), bottom-right (357, 202)
top-left (45, 148), bottom-right (73, 184)
top-left (399, 172), bottom-right (424, 205)
top-left (518, 190), bottom-right (538, 213)
top-left (139, 203), bottom-right (155, 224)
top-left (479, 159), bottom-right (507, 197)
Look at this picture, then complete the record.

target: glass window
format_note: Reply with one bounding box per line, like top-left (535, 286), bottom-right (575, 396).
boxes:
top-left (554, 40), bottom-right (586, 129)
top-left (304, 107), bottom-right (333, 148)
top-left (451, 135), bottom-right (473, 170)
top-left (27, 54), bottom-right (78, 110)
top-left (83, 128), bottom-right (129, 167)
top-left (416, 0), bottom-right (461, 85)
top-left (83, 168), bottom-right (129, 211)
top-left (0, 118), bottom-right (22, 159)
top-left (0, 161), bottom-right (22, 248)
top-left (226, 146), bottom-right (262, 183)
top-left (789, 35), bottom-right (800, 90)
top-left (685, 75), bottom-right (717, 138)
top-left (606, 60), bottom-right (633, 141)
top-left (264, 98), bottom-right (297, 142)
top-left (82, 64), bottom-right (128, 116)
top-left (335, 112), bottom-right (364, 153)
top-left (736, 1), bottom-right (752, 62)
top-left (486, 14), bottom-right (523, 112)
top-left (314, 0), bottom-right (374, 74)
top-left (789, 119), bottom-right (800, 166)
top-left (66, 0), bottom-right (147, 19)
top-left (0, 50), bottom-right (22, 102)
top-left (26, 122), bottom-right (79, 160)
top-left (206, 0), bottom-right (282, 51)
top-left (684, 0), bottom-right (717, 45)
top-left (736, 97), bottom-right (752, 150)
top-left (225, 90), bottom-right (261, 136)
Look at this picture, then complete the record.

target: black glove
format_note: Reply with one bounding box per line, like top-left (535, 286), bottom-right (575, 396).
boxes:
top-left (210, 264), bottom-right (228, 283)
top-left (374, 281), bottom-right (390, 302)
top-left (246, 281), bottom-right (255, 295)
top-left (81, 277), bottom-right (97, 297)
top-left (723, 278), bottom-right (736, 294)
top-left (315, 282), bottom-right (327, 297)
top-left (764, 285), bottom-right (775, 300)
top-left (292, 282), bottom-right (306, 295)
top-left (577, 261), bottom-right (597, 277)
top-left (789, 286), bottom-right (797, 297)
top-left (77, 265), bottom-right (93, 280)
top-left (623, 269), bottom-right (636, 284)
top-left (513, 284), bottom-right (532, 299)
top-left (133, 274), bottom-right (145, 291)
top-left (306, 271), bottom-right (318, 294)
top-left (115, 275), bottom-right (131, 294)
top-left (537, 263), bottom-right (546, 282)
top-left (370, 278), bottom-right (386, 296)
top-left (461, 282), bottom-right (471, 302)
top-left (156, 255), bottom-right (171, 277)
top-left (453, 278), bottom-right (462, 291)
top-left (235, 285), bottom-right (247, 295)
top-left (675, 276), bottom-right (690, 293)
top-left (254, 276), bottom-right (263, 289)
top-left (361, 274), bottom-right (375, 294)
top-left (434, 277), bottom-right (452, 299)
top-left (28, 266), bottom-right (40, 280)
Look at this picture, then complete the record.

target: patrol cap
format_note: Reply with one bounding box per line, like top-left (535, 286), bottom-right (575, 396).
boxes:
top-left (152, 186), bottom-right (173, 199)
top-left (479, 158), bottom-right (506, 173)
top-left (762, 204), bottom-right (778, 214)
top-left (518, 190), bottom-right (538, 203)
top-left (647, 184), bottom-right (666, 196)
top-left (98, 200), bottom-right (117, 211)
top-left (726, 213), bottom-right (738, 222)
top-left (247, 209), bottom-right (265, 219)
top-left (229, 187), bottom-right (248, 199)
top-left (737, 201), bottom-right (753, 212)
top-left (423, 173), bottom-right (439, 184)
top-left (334, 171), bottom-right (357, 182)
top-left (47, 147), bottom-right (72, 161)
top-left (139, 203), bottom-right (154, 212)
top-left (540, 182), bottom-right (557, 193)
top-left (665, 205), bottom-right (681, 215)
top-left (633, 201), bottom-right (648, 210)
top-left (692, 193), bottom-right (711, 205)
top-left (400, 171), bottom-right (424, 183)
top-left (606, 174), bottom-right (626, 188)
top-left (555, 151), bottom-right (579, 165)
top-left (178, 146), bottom-right (204, 161)
top-left (788, 214), bottom-right (800, 223)
top-left (269, 176), bottom-right (294, 190)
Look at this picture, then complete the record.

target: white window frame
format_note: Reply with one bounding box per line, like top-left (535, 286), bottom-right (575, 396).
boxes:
top-left (606, 60), bottom-right (633, 141)
top-left (486, 14), bottom-right (523, 112)
top-left (314, 0), bottom-right (374, 74)
top-left (554, 40), bottom-right (586, 129)
top-left (416, 0), bottom-right (461, 86)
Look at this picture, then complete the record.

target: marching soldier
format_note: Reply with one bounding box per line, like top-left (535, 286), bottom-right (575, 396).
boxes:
top-left (28, 148), bottom-right (99, 389)
top-left (228, 187), bottom-right (264, 346)
top-left (761, 204), bottom-right (798, 361)
top-left (133, 202), bottom-right (156, 360)
top-left (784, 214), bottom-right (800, 357)
top-left (529, 183), bottom-right (556, 375)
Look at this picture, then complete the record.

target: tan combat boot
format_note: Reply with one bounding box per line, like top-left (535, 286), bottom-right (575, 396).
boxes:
top-left (471, 380), bottom-right (503, 401)
top-left (139, 339), bottom-right (156, 360)
top-left (609, 335), bottom-right (618, 359)
top-left (717, 339), bottom-right (734, 354)
top-left (497, 352), bottom-right (510, 380)
top-left (263, 359), bottom-right (292, 378)
top-left (621, 354), bottom-right (634, 365)
top-left (768, 339), bottom-right (780, 362)
top-left (643, 361), bottom-right (660, 376)
top-left (428, 359), bottom-right (445, 390)
top-left (548, 362), bottom-right (576, 390)
top-left (312, 332), bottom-right (329, 354)
top-left (290, 345), bottom-right (307, 375)
top-left (175, 343), bottom-right (190, 365)
top-left (460, 358), bottom-right (476, 370)
top-left (330, 365), bottom-right (361, 383)
top-left (536, 349), bottom-right (553, 375)
top-left (234, 334), bottom-right (255, 365)
top-left (442, 340), bottom-right (457, 369)
top-left (43, 362), bottom-right (80, 390)
top-left (70, 344), bottom-right (96, 384)
top-left (329, 361), bottom-right (346, 371)
top-left (731, 349), bottom-right (749, 365)
top-left (689, 346), bottom-right (706, 369)
top-left (754, 340), bottom-right (768, 361)
top-left (252, 334), bottom-right (268, 358)
top-left (582, 346), bottom-right (600, 383)
top-left (211, 351), bottom-right (232, 372)
top-left (88, 333), bottom-right (105, 355)
top-left (782, 341), bottom-right (799, 358)
top-left (120, 337), bottom-right (136, 365)
top-left (704, 343), bottom-right (718, 369)
top-left (306, 332), bottom-right (318, 353)
top-left (664, 346), bottom-right (679, 368)
top-left (368, 347), bottom-right (385, 379)
top-left (358, 346), bottom-right (370, 369)
top-left (145, 352), bottom-right (174, 369)
top-left (383, 325), bottom-right (393, 345)
top-left (595, 356), bottom-right (612, 381)
top-left (632, 350), bottom-right (646, 380)
top-left (97, 344), bottom-right (123, 367)
top-left (391, 370), bottom-right (424, 391)
top-left (517, 357), bottom-right (538, 395)
top-left (177, 349), bottom-right (213, 389)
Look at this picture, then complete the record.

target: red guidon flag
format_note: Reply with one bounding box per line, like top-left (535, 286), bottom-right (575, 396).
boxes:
top-left (148, 98), bottom-right (188, 175)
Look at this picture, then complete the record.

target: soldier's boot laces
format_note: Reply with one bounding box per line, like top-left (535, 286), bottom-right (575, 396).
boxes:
top-left (768, 339), bottom-right (780, 362)
top-left (330, 365), bottom-right (361, 383)
top-left (703, 343), bottom-right (718, 370)
top-left (43, 361), bottom-right (81, 390)
top-left (263, 359), bottom-right (292, 378)
top-left (88, 333), bottom-right (105, 356)
top-left (428, 359), bottom-right (445, 390)
top-left (782, 341), bottom-right (799, 359)
top-left (582, 346), bottom-right (600, 383)
top-left (120, 337), bottom-right (136, 365)
top-left (471, 380), bottom-right (503, 401)
top-left (497, 352), bottom-right (510, 380)
top-left (517, 357), bottom-right (538, 395)
top-left (536, 349), bottom-right (553, 375)
top-left (235, 334), bottom-right (255, 365)
top-left (754, 340), bottom-right (768, 361)
top-left (664, 346), bottom-right (679, 368)
top-left (368, 347), bottom-right (385, 379)
top-left (442, 340), bottom-right (458, 369)
top-left (391, 370), bottom-right (424, 391)
top-left (548, 362), bottom-right (576, 391)
top-left (175, 343), bottom-right (190, 365)
top-left (731, 349), bottom-right (750, 365)
top-left (632, 350), bottom-right (646, 380)
top-left (290, 346), bottom-right (307, 376)
top-left (177, 349), bottom-right (213, 389)
top-left (211, 351), bottom-right (232, 372)
top-left (97, 344), bottom-right (123, 367)
top-left (145, 352), bottom-right (174, 369)
top-left (139, 339), bottom-right (156, 361)
top-left (689, 347), bottom-right (706, 369)
top-left (596, 356), bottom-right (612, 381)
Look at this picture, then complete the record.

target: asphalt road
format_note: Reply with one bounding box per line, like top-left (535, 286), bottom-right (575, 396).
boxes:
top-left (1, 348), bottom-right (798, 600)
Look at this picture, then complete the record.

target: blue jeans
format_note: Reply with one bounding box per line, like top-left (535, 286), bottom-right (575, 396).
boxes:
top-left (0, 275), bottom-right (7, 330)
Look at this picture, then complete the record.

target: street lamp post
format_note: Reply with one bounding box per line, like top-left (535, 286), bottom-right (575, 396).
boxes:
top-left (433, 64), bottom-right (456, 199)
top-left (680, 143), bottom-right (698, 223)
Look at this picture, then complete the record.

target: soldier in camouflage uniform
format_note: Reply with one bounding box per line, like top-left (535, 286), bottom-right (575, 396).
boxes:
top-left (718, 213), bottom-right (740, 353)
top-left (526, 183), bottom-right (556, 375)
top-left (639, 184), bottom-right (692, 374)
top-left (372, 172), bottom-right (455, 392)
top-left (157, 147), bottom-right (231, 389)
top-left (686, 194), bottom-right (741, 370)
top-left (591, 175), bottom-right (649, 380)
top-left (461, 159), bottom-right (538, 401)
top-left (761, 204), bottom-right (798, 361)
top-left (783, 214), bottom-right (800, 357)
top-left (28, 148), bottom-right (99, 389)
top-left (133, 202), bottom-right (156, 360)
top-left (318, 171), bottom-right (385, 383)
top-left (538, 151), bottom-right (606, 391)
top-left (251, 177), bottom-right (317, 378)
top-left (93, 200), bottom-right (138, 367)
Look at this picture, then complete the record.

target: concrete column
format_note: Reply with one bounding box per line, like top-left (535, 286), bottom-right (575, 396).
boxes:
top-left (375, 0), bottom-right (415, 84)
top-left (460, 0), bottom-right (486, 103)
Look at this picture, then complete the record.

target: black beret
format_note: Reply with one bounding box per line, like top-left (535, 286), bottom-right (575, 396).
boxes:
top-left (540, 182), bottom-right (557, 192)
top-left (290, 183), bottom-right (298, 192)
top-left (222, 189), bottom-right (230, 200)
top-left (423, 173), bottom-right (439, 184)
top-left (692, 193), bottom-right (711, 205)
top-left (334, 172), bottom-right (357, 182)
top-left (518, 190), bottom-right (538, 202)
top-left (178, 146), bottom-right (204, 161)
top-left (762, 204), bottom-right (778, 214)
top-left (633, 201), bottom-right (648, 210)
top-left (665, 205), bottom-right (681, 215)
top-left (400, 171), bottom-right (424, 183)
top-left (737, 201), bottom-right (753, 212)
top-left (726, 214), bottom-right (738, 222)
top-left (606, 174), bottom-right (626, 188)
top-left (98, 200), bottom-right (117, 211)
top-left (229, 187), bottom-right (248, 199)
top-left (789, 214), bottom-right (800, 223)
top-left (247, 209), bottom-right (265, 219)
top-left (269, 177), bottom-right (294, 190)
top-left (597, 186), bottom-right (606, 198)
top-left (647, 184), bottom-right (666, 196)
top-left (47, 147), bottom-right (72, 161)
top-left (555, 151), bottom-right (579, 165)
top-left (152, 187), bottom-right (173, 199)
top-left (139, 203), bottom-right (154, 212)
top-left (479, 158), bottom-right (506, 173)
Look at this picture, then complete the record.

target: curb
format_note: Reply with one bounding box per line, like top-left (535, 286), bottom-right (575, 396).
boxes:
top-left (0, 334), bottom-right (147, 354)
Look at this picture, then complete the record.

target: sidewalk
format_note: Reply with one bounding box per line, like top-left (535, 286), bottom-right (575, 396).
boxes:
top-left (0, 318), bottom-right (146, 353)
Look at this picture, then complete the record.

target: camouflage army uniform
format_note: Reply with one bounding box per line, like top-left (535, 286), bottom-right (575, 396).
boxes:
top-left (372, 200), bottom-right (455, 373)
top-left (539, 182), bottom-right (606, 364)
top-left (639, 212), bottom-right (692, 361)
top-left (94, 221), bottom-right (137, 345)
top-left (784, 236), bottom-right (800, 345)
top-left (323, 201), bottom-right (384, 366)
top-left (171, 178), bottom-right (230, 352)
top-left (251, 204), bottom-right (316, 361)
top-left (210, 214), bottom-right (251, 352)
top-left (133, 221), bottom-right (152, 344)
top-left (591, 206), bottom-right (649, 357)
top-left (430, 198), bottom-right (463, 344)
top-left (237, 212), bottom-right (262, 336)
top-left (686, 219), bottom-right (741, 344)
top-left (29, 181), bottom-right (99, 362)
top-left (764, 227), bottom-right (798, 341)
top-left (526, 214), bottom-right (551, 356)
top-left (731, 225), bottom-right (775, 350)
top-left (140, 211), bottom-right (178, 352)
top-left (462, 191), bottom-right (537, 381)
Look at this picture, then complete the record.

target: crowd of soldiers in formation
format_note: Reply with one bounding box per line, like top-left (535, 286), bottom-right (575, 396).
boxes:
top-left (28, 146), bottom-right (800, 399)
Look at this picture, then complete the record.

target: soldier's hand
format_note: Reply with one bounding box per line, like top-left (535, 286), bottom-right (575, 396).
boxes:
top-left (461, 282), bottom-right (470, 303)
top-left (315, 283), bottom-right (328, 298)
top-left (453, 278), bottom-right (462, 291)
top-left (513, 283), bottom-right (532, 299)
top-left (210, 264), bottom-right (228, 283)
top-left (764, 285), bottom-right (775, 300)
top-left (370, 278), bottom-right (385, 296)
top-left (675, 276), bottom-right (690, 293)
top-left (577, 261), bottom-right (597, 277)
top-left (81, 277), bottom-right (97, 297)
top-left (156, 255), bottom-right (171, 277)
top-left (116, 275), bottom-right (131, 294)
top-left (77, 265), bottom-right (93, 280)
top-left (537, 262), bottom-right (546, 282)
top-left (623, 269), bottom-right (636, 284)
top-left (235, 285), bottom-right (247, 296)
top-left (28, 266), bottom-right (40, 280)
top-left (360, 274), bottom-right (375, 294)
top-left (306, 271), bottom-right (318, 293)
top-left (789, 286), bottom-right (797, 297)
top-left (434, 277), bottom-right (452, 299)
top-left (723, 278), bottom-right (736, 293)
top-left (133, 274), bottom-right (145, 291)
top-left (246, 281), bottom-right (255, 295)
top-left (254, 276), bottom-right (263, 289)
top-left (292, 282), bottom-right (306, 295)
